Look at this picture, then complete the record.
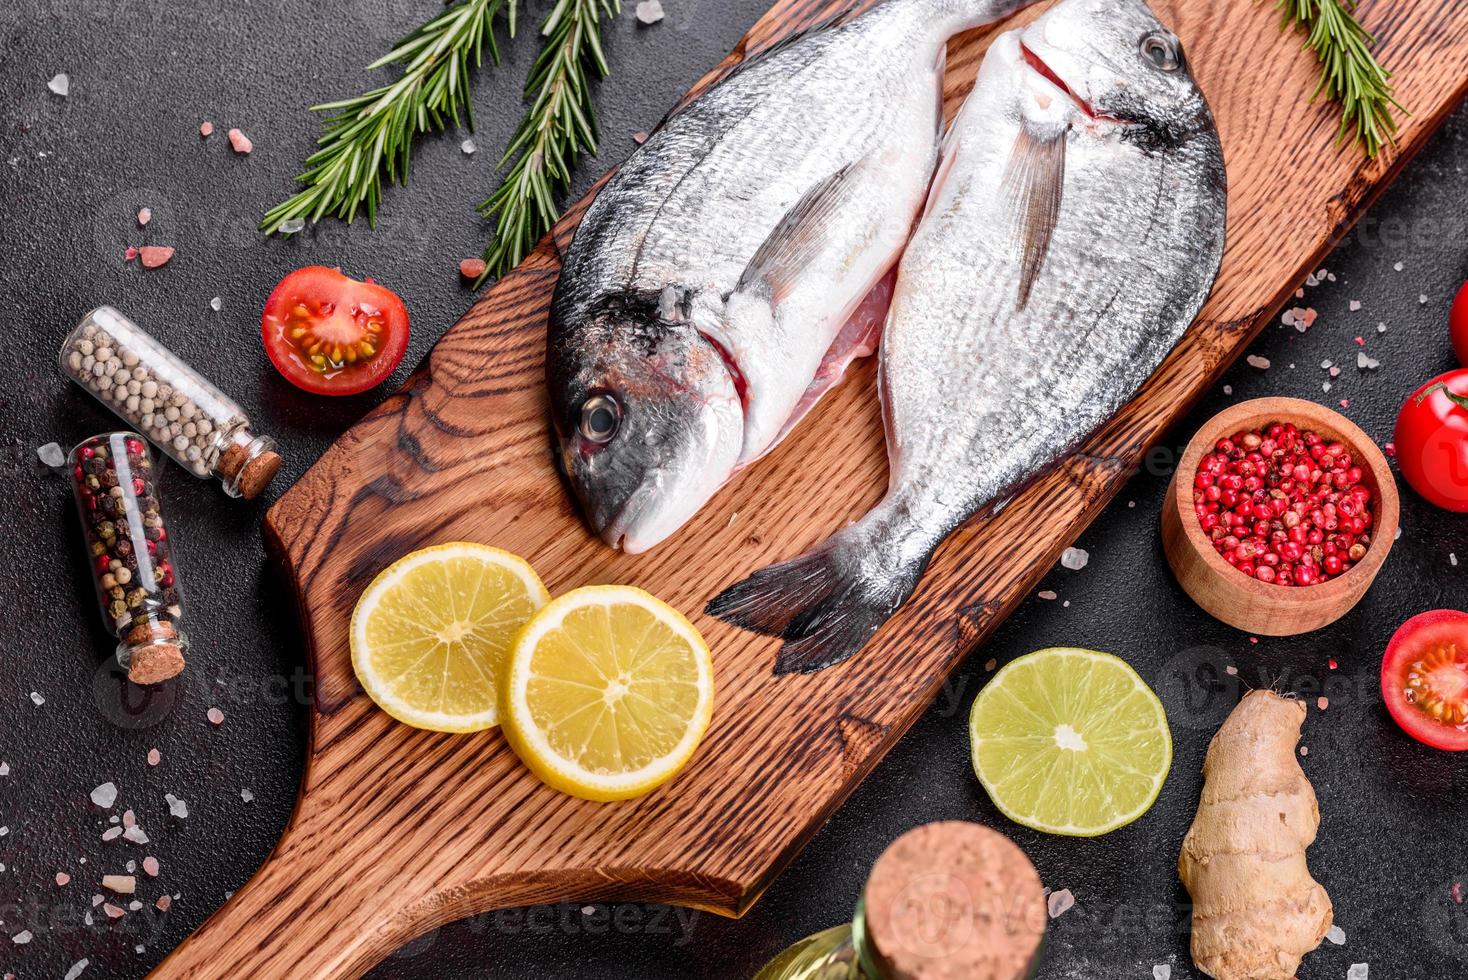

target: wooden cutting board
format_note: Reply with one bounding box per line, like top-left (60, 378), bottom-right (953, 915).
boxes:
top-left (157, 1), bottom-right (1468, 975)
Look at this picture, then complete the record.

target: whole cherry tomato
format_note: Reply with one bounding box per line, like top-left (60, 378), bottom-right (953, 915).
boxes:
top-left (1395, 369), bottom-right (1468, 512)
top-left (1453, 281), bottom-right (1468, 368)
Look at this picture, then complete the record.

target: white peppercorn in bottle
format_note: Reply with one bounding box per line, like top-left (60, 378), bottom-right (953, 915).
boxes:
top-left (59, 307), bottom-right (282, 499)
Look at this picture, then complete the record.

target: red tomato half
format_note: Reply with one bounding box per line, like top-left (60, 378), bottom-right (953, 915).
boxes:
top-left (1394, 370), bottom-right (1468, 512)
top-left (262, 266), bottom-right (410, 396)
top-left (1381, 610), bottom-right (1468, 751)
top-left (1452, 281), bottom-right (1468, 368)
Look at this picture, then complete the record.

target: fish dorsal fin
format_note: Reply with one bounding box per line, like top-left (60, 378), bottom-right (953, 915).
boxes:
top-left (738, 160), bottom-right (862, 306)
top-left (1001, 123), bottom-right (1067, 311)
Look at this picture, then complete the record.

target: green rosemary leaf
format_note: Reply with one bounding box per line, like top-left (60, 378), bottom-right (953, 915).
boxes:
top-left (262, 0), bottom-right (518, 236)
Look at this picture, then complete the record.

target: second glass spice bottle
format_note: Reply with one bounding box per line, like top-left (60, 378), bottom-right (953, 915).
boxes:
top-left (69, 432), bottom-right (189, 685)
top-left (59, 306), bottom-right (282, 499)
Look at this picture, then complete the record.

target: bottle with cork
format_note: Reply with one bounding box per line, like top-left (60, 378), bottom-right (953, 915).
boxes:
top-left (59, 307), bottom-right (282, 499)
top-left (755, 821), bottom-right (1047, 980)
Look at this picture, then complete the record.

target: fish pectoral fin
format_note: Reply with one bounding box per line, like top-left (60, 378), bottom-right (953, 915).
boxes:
top-left (1001, 122), bottom-right (1067, 311)
top-left (737, 158), bottom-right (867, 306)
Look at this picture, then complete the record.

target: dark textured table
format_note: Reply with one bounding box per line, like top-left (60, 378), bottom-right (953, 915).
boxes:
top-left (2, 1), bottom-right (1467, 978)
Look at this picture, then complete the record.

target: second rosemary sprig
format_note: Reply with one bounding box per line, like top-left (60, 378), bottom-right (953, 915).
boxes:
top-left (477, 0), bottom-right (623, 281)
top-left (1273, 0), bottom-right (1405, 157)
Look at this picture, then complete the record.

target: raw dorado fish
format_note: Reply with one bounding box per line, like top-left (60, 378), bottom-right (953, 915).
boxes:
top-left (710, 0), bottom-right (1227, 672)
top-left (548, 0), bottom-right (1039, 554)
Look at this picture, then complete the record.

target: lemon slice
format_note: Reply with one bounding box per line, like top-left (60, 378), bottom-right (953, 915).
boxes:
top-left (969, 647), bottom-right (1172, 837)
top-left (351, 543), bottom-right (550, 732)
top-left (500, 585), bottom-right (715, 801)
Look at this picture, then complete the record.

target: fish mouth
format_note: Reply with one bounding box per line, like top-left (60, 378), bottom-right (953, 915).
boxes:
top-left (1019, 43), bottom-right (1127, 125)
top-left (697, 329), bottom-right (750, 413)
top-left (600, 480), bottom-right (657, 551)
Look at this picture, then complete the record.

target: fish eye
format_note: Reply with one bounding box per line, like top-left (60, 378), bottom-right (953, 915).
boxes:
top-left (1140, 32), bottom-right (1180, 72)
top-left (579, 394), bottom-right (621, 444)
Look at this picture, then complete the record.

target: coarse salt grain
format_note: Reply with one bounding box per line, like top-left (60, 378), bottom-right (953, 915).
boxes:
top-left (633, 131), bottom-right (649, 144)
top-left (1394, 262), bottom-right (1404, 272)
top-left (143, 856), bottom-right (160, 877)
top-left (1222, 384), bottom-right (1232, 395)
top-left (984, 658), bottom-right (997, 672)
top-left (1349, 300), bottom-right (1361, 311)
top-left (11, 930), bottom-right (31, 945)
top-left (103, 874), bottom-right (136, 894)
top-left (227, 128), bottom-right (253, 154)
top-left (1038, 590), bottom-right (1058, 600)
top-left (1153, 968), bottom-right (1171, 980)
top-left (207, 707), bottom-right (225, 725)
top-left (1046, 888), bottom-right (1075, 918)
top-left (48, 73), bottom-right (69, 96)
top-left (30, 691), bottom-right (44, 706)
top-left (166, 793), bottom-right (189, 818)
top-left (1299, 746), bottom-right (1308, 756)
top-left (635, 0), bottom-right (665, 24)
top-left (1358, 352), bottom-right (1380, 370)
top-left (102, 827), bottom-right (123, 841)
top-left (123, 826), bottom-right (149, 844)
top-left (461, 137), bottom-right (476, 155)
top-left (459, 258), bottom-right (487, 280)
top-left (91, 781), bottom-right (118, 808)
top-left (139, 245), bottom-right (175, 269)
top-left (279, 217), bottom-right (306, 234)
top-left (0, 762), bottom-right (8, 776)
top-left (200, 120), bottom-right (214, 137)
top-left (125, 246), bottom-right (138, 261)
top-left (1327, 925), bottom-right (1346, 945)
top-left (147, 748), bottom-right (160, 766)
top-left (156, 895), bottom-right (172, 911)
top-left (1453, 882), bottom-right (1465, 904)
top-left (1060, 547), bottom-right (1088, 570)
top-left (241, 788), bottom-right (255, 803)
top-left (137, 207), bottom-right (151, 226)
top-left (37, 442), bottom-right (65, 467)
top-left (103, 903), bottom-right (125, 919)
top-left (1347, 965), bottom-right (1368, 980)
top-left (122, 808), bottom-right (135, 827)
top-left (56, 872), bottom-right (71, 886)
top-left (209, 296), bottom-right (223, 312)
top-left (64, 959), bottom-right (90, 980)
top-left (1246, 354), bottom-right (1270, 370)
top-left (1317, 697), bottom-right (1329, 711)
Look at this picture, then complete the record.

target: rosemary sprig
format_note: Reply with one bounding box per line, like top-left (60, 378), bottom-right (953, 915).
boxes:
top-left (261, 0), bottom-right (518, 235)
top-left (1274, 0), bottom-right (1405, 157)
top-left (477, 0), bottom-right (622, 280)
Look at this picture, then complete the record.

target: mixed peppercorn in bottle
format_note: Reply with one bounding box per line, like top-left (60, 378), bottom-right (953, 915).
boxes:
top-left (68, 432), bottom-right (187, 685)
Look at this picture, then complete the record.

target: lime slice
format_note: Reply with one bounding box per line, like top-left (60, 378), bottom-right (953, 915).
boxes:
top-left (969, 647), bottom-right (1171, 837)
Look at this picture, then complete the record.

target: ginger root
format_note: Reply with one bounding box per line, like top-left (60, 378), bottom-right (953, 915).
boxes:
top-left (1179, 690), bottom-right (1332, 980)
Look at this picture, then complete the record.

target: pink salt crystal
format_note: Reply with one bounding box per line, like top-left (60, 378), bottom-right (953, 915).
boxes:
top-left (1047, 888), bottom-right (1075, 919)
top-left (1317, 696), bottom-right (1329, 711)
top-left (1340, 399), bottom-right (1350, 409)
top-left (1329, 366), bottom-right (1340, 378)
top-left (458, 258), bottom-right (486, 280)
top-left (92, 894), bottom-right (104, 907)
top-left (137, 207), bottom-right (151, 226)
top-left (207, 707), bottom-right (225, 725)
top-left (139, 245), bottom-right (174, 268)
top-left (56, 872), bottom-right (71, 886)
top-left (1349, 300), bottom-right (1361, 311)
top-left (103, 903), bottom-right (125, 919)
top-left (122, 809), bottom-right (136, 828)
top-left (227, 128), bottom-right (252, 154)
top-left (156, 895), bottom-right (172, 912)
top-left (633, 131), bottom-right (649, 144)
top-left (1299, 746), bottom-right (1308, 757)
top-left (142, 856), bottom-right (160, 877)
top-left (1225, 665), bottom-right (1238, 675)
top-left (1384, 442), bottom-right (1396, 457)
top-left (147, 748), bottom-right (160, 766)
top-left (1301, 308), bottom-right (1318, 326)
top-left (200, 120), bottom-right (214, 137)
top-left (1453, 883), bottom-right (1464, 904)
top-left (124, 246), bottom-right (138, 261)
top-left (1354, 336), bottom-right (1365, 346)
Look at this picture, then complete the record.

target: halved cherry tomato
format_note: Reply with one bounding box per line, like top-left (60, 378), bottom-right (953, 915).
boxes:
top-left (1382, 610), bottom-right (1468, 750)
top-left (262, 266), bottom-right (409, 396)
top-left (1453, 281), bottom-right (1468, 368)
top-left (1394, 370), bottom-right (1468, 512)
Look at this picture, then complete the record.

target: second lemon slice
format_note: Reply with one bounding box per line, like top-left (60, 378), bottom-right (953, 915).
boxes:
top-left (351, 543), bottom-right (550, 732)
top-left (500, 585), bottom-right (715, 801)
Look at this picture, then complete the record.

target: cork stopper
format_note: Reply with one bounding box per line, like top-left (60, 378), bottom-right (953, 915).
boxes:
top-left (123, 620), bottom-right (186, 685)
top-left (862, 822), bottom-right (1046, 980)
top-left (218, 440), bottom-right (281, 500)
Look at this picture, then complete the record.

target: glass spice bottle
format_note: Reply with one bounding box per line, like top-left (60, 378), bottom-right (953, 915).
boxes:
top-left (755, 822), bottom-right (1047, 980)
top-left (59, 306), bottom-right (282, 499)
top-left (69, 433), bottom-right (187, 685)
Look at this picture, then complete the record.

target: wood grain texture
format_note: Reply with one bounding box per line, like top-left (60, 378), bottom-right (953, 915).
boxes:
top-left (155, 1), bottom-right (1468, 976)
top-left (1161, 397), bottom-right (1400, 636)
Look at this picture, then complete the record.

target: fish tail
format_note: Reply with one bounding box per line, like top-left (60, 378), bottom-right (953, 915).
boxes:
top-left (707, 515), bottom-right (931, 674)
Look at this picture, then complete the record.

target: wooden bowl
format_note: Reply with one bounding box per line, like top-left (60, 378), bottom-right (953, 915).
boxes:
top-left (1162, 397), bottom-right (1400, 636)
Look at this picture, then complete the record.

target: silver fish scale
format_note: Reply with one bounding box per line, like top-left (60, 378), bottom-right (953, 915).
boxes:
top-left (555, 0), bottom-right (965, 350)
top-left (880, 44), bottom-right (1225, 551)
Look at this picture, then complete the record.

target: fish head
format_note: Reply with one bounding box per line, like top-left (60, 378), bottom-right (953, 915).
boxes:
top-left (1018, 0), bottom-right (1211, 145)
top-left (549, 300), bottom-right (744, 554)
